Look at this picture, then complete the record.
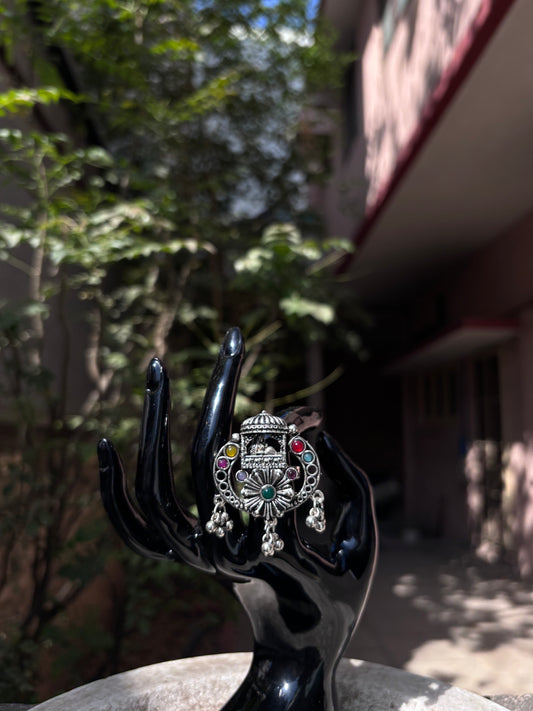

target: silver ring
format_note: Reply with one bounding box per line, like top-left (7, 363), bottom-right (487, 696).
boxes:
top-left (205, 411), bottom-right (326, 556)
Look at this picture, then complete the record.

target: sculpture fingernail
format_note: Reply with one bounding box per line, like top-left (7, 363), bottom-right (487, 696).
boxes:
top-left (97, 439), bottom-right (112, 469)
top-left (146, 358), bottom-right (163, 391)
top-left (223, 327), bottom-right (242, 357)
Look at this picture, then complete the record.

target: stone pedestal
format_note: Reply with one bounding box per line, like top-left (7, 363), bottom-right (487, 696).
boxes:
top-left (32, 652), bottom-right (508, 711)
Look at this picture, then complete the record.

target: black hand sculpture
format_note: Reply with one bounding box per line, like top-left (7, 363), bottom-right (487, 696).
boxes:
top-left (98, 327), bottom-right (378, 711)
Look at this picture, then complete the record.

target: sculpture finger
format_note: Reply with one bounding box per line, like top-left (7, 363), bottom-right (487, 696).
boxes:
top-left (135, 358), bottom-right (214, 573)
top-left (316, 431), bottom-right (373, 496)
top-left (191, 327), bottom-right (244, 523)
top-left (98, 438), bottom-right (172, 561)
top-left (310, 431), bottom-right (378, 576)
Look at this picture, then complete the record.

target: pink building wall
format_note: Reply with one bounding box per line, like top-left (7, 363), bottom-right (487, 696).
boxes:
top-left (402, 212), bottom-right (533, 574)
top-left (320, 0), bottom-right (483, 242)
top-left (318, 0), bottom-right (533, 574)
top-left (360, 0), bottom-right (482, 206)
top-left (445, 211), bottom-right (533, 323)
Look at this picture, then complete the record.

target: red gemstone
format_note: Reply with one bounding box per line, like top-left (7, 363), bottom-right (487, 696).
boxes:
top-left (291, 439), bottom-right (305, 454)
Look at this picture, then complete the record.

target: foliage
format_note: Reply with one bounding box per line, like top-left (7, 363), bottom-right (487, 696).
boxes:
top-left (0, 0), bottom-right (359, 701)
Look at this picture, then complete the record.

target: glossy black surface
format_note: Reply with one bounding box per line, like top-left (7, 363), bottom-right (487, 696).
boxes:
top-left (98, 327), bottom-right (378, 711)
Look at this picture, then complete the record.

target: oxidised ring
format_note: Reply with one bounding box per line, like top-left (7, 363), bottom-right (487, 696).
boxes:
top-left (206, 411), bottom-right (326, 556)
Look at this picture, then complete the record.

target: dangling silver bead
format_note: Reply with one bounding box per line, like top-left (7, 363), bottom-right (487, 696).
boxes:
top-left (206, 494), bottom-right (233, 540)
top-left (262, 541), bottom-right (274, 556)
top-left (306, 489), bottom-right (326, 532)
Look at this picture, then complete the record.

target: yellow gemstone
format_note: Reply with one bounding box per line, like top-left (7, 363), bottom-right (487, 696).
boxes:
top-left (225, 444), bottom-right (238, 458)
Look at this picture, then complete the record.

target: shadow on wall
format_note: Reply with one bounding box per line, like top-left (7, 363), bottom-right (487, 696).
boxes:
top-left (464, 437), bottom-right (533, 578)
top-left (504, 437), bottom-right (533, 578)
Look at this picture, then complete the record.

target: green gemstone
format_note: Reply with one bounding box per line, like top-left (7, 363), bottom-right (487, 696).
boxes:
top-left (261, 484), bottom-right (276, 501)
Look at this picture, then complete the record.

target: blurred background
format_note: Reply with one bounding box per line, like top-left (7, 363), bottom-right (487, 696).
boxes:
top-left (1, 0), bottom-right (532, 704)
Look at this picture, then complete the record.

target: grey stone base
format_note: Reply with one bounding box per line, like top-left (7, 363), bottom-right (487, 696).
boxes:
top-left (490, 697), bottom-right (533, 711)
top-left (29, 653), bottom-right (512, 710)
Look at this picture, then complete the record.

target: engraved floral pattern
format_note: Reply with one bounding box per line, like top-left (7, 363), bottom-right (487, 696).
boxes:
top-left (241, 468), bottom-right (294, 520)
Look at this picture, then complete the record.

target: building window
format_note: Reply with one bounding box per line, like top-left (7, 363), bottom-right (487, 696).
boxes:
top-left (379, 0), bottom-right (412, 51)
top-left (416, 368), bottom-right (458, 423)
top-left (474, 355), bottom-right (501, 441)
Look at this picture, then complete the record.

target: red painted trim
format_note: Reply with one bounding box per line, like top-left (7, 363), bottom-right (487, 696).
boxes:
top-left (338, 0), bottom-right (519, 273)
